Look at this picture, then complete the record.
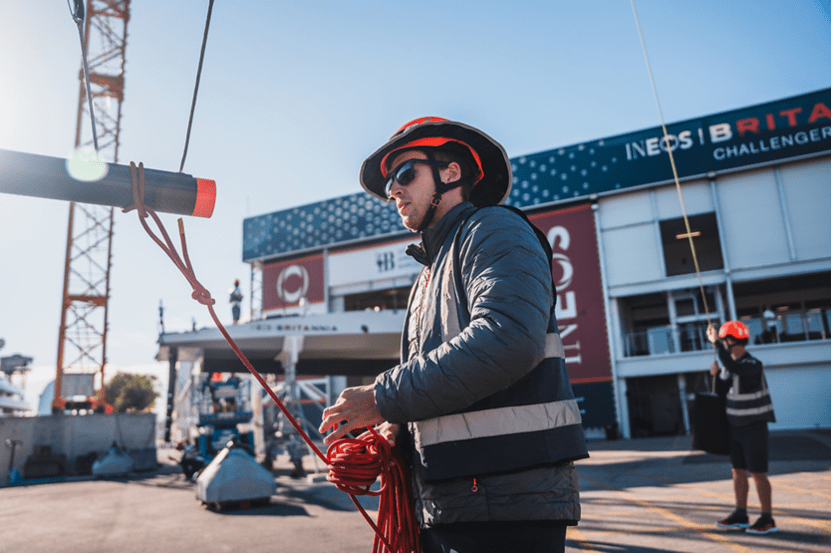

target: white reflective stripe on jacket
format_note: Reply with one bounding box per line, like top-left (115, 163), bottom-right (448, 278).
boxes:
top-left (414, 397), bottom-right (582, 449)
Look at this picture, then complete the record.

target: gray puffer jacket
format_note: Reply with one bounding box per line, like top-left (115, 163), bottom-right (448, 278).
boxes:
top-left (374, 201), bottom-right (586, 527)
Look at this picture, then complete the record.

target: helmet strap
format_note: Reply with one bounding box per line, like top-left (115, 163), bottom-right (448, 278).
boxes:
top-left (415, 149), bottom-right (462, 232)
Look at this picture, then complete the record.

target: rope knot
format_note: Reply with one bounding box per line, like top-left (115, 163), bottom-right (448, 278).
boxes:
top-left (191, 287), bottom-right (215, 306)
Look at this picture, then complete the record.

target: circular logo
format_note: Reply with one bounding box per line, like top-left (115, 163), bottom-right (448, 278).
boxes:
top-left (552, 253), bottom-right (574, 292)
top-left (276, 264), bottom-right (309, 304)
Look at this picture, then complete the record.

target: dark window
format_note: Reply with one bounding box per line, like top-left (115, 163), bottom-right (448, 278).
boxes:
top-left (734, 272), bottom-right (831, 344)
top-left (344, 286), bottom-right (411, 312)
top-left (659, 212), bottom-right (724, 277)
top-left (619, 293), bottom-right (670, 357)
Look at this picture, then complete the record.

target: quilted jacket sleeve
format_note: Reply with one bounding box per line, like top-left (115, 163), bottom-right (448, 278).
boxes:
top-left (375, 207), bottom-right (553, 424)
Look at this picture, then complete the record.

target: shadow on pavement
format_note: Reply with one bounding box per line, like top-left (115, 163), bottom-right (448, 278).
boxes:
top-left (577, 429), bottom-right (830, 491)
top-left (567, 539), bottom-right (673, 553)
top-left (212, 500), bottom-right (310, 517)
top-left (277, 480), bottom-right (380, 513)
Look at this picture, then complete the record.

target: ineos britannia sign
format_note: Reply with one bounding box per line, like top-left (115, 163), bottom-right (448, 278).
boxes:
top-left (245, 90), bottom-right (830, 261)
top-left (508, 88), bottom-right (830, 207)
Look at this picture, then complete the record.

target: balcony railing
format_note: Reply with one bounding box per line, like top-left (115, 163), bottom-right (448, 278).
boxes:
top-left (623, 324), bottom-right (709, 357)
top-left (622, 313), bottom-right (829, 358)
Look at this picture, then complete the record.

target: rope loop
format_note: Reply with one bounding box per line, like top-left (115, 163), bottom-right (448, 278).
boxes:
top-left (326, 428), bottom-right (421, 552)
top-left (126, 161), bottom-right (216, 309)
top-left (115, 6), bottom-right (418, 552)
top-left (123, 161), bottom-right (149, 217)
top-left (326, 428), bottom-right (391, 496)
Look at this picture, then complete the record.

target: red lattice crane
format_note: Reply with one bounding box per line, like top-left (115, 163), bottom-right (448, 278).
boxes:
top-left (53, 0), bottom-right (131, 413)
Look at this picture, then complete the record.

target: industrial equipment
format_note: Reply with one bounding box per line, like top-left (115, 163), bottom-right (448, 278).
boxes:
top-left (193, 373), bottom-right (255, 460)
top-left (171, 442), bottom-right (206, 481)
top-left (262, 377), bottom-right (327, 477)
top-left (195, 439), bottom-right (275, 511)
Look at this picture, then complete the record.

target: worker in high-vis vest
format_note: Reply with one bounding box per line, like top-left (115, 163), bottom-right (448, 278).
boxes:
top-left (708, 320), bottom-right (778, 535)
top-left (320, 117), bottom-right (588, 552)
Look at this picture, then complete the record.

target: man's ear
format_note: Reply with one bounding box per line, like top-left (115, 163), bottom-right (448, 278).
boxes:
top-left (443, 161), bottom-right (462, 183)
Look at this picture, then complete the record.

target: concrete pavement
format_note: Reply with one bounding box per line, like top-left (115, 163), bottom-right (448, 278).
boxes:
top-left (570, 429), bottom-right (830, 553)
top-left (0, 429), bottom-right (828, 552)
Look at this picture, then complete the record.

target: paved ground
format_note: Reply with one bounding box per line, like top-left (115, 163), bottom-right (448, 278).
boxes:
top-left (0, 429), bottom-right (828, 553)
top-left (569, 429), bottom-right (830, 553)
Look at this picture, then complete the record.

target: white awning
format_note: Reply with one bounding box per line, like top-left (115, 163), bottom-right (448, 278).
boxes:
top-left (157, 310), bottom-right (404, 375)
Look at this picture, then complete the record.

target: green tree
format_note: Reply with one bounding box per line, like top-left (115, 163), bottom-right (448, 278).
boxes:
top-left (104, 372), bottom-right (158, 413)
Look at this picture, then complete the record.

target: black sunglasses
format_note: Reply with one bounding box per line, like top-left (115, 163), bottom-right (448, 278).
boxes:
top-left (385, 159), bottom-right (448, 198)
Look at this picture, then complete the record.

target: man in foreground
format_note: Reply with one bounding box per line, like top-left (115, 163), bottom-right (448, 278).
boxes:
top-left (320, 117), bottom-right (587, 552)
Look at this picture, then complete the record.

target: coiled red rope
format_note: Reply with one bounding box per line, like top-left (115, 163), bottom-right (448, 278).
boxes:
top-left (125, 162), bottom-right (420, 552)
top-left (327, 428), bottom-right (420, 553)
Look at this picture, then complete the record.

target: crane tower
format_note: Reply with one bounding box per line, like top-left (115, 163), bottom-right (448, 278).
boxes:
top-left (54, 0), bottom-right (131, 412)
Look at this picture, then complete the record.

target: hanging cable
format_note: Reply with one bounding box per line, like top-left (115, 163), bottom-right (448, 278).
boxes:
top-left (630, 0), bottom-right (715, 332)
top-left (67, 0), bottom-right (100, 153)
top-left (630, 1), bottom-right (720, 394)
top-left (178, 0), bottom-right (215, 173)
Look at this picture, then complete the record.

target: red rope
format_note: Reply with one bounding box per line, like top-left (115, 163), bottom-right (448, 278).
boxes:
top-left (327, 428), bottom-right (421, 553)
top-left (124, 162), bottom-right (420, 553)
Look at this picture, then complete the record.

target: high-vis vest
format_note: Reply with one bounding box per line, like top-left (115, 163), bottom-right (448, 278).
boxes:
top-left (404, 207), bottom-right (588, 482)
top-left (725, 358), bottom-right (776, 427)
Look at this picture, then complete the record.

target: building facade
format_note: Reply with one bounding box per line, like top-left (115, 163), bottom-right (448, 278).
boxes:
top-left (161, 88), bottom-right (830, 440)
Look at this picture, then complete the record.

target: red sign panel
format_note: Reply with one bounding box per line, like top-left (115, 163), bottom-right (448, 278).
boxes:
top-left (262, 254), bottom-right (325, 311)
top-left (529, 205), bottom-right (611, 383)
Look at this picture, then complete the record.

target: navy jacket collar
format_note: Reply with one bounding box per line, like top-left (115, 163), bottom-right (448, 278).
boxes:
top-left (406, 201), bottom-right (475, 266)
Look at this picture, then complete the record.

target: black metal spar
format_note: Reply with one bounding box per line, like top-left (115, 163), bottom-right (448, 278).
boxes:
top-left (0, 148), bottom-right (215, 218)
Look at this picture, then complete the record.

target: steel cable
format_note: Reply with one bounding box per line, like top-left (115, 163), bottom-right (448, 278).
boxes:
top-left (631, 1), bottom-right (719, 374)
top-left (67, 0), bottom-right (99, 152)
top-left (178, 0), bottom-right (215, 174)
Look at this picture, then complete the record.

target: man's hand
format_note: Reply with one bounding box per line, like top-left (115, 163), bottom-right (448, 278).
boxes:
top-left (709, 361), bottom-right (720, 376)
top-left (358, 421), bottom-right (400, 447)
top-left (319, 383), bottom-right (384, 445)
top-left (706, 325), bottom-right (717, 344)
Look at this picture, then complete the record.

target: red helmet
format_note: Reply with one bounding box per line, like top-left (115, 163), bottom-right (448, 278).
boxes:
top-left (718, 320), bottom-right (750, 341)
top-left (360, 117), bottom-right (512, 208)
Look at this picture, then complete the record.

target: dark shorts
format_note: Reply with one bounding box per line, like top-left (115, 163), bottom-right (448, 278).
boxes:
top-left (729, 421), bottom-right (769, 474)
top-left (420, 521), bottom-right (567, 553)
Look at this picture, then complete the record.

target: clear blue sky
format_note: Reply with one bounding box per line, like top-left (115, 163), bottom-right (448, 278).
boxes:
top-left (0, 0), bottom-right (829, 408)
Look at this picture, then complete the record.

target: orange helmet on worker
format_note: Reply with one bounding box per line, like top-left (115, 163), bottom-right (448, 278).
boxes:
top-left (718, 320), bottom-right (750, 345)
top-left (360, 117), bottom-right (512, 232)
